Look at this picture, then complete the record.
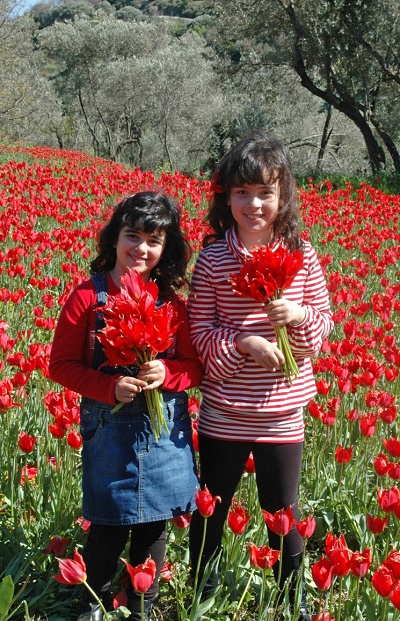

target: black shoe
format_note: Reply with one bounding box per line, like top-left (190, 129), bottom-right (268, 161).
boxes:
top-left (298, 600), bottom-right (311, 621)
top-left (77, 602), bottom-right (104, 621)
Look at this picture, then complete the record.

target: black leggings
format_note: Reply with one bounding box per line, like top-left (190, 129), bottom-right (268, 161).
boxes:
top-left (82, 520), bottom-right (166, 602)
top-left (189, 435), bottom-right (304, 577)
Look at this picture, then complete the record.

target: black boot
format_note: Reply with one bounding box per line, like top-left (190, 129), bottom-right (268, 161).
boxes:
top-left (77, 602), bottom-right (104, 621)
top-left (288, 553), bottom-right (310, 621)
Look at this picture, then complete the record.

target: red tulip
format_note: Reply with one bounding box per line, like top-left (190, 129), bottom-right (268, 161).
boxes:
top-left (244, 453), bottom-right (256, 474)
top-left (371, 564), bottom-right (395, 598)
top-left (170, 514), bottom-right (191, 529)
top-left (122, 557), bottom-right (156, 593)
top-left (335, 445), bottom-right (353, 464)
top-left (67, 429), bottom-right (82, 450)
top-left (18, 431), bottom-right (38, 454)
top-left (390, 581), bottom-right (400, 610)
top-left (227, 502), bottom-right (251, 535)
top-left (43, 535), bottom-right (69, 556)
top-left (262, 506), bottom-right (294, 537)
top-left (295, 514), bottom-right (316, 539)
top-left (383, 437), bottom-right (400, 458)
top-left (311, 556), bottom-right (333, 591)
top-left (160, 560), bottom-right (174, 582)
top-left (377, 486), bottom-right (400, 513)
top-left (350, 547), bottom-right (372, 578)
top-left (366, 514), bottom-right (389, 535)
top-left (384, 549), bottom-right (400, 580)
top-left (248, 542), bottom-right (280, 570)
top-left (374, 452), bottom-right (390, 476)
top-left (359, 413), bottom-right (378, 437)
top-left (194, 485), bottom-right (221, 518)
top-left (54, 549), bottom-right (87, 584)
top-left (312, 613), bottom-right (335, 621)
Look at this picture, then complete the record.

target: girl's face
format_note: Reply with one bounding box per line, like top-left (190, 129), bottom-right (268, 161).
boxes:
top-left (112, 226), bottom-right (166, 283)
top-left (227, 178), bottom-right (280, 249)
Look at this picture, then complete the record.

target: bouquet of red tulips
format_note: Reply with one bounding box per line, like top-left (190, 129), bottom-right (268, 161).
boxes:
top-left (96, 268), bottom-right (180, 442)
top-left (231, 245), bottom-right (304, 384)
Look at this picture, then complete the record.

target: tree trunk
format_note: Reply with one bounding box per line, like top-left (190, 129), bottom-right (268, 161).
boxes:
top-left (316, 104), bottom-right (333, 170)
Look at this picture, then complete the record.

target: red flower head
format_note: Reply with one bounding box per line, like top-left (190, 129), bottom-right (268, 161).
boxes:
top-left (227, 502), bottom-right (251, 535)
top-left (170, 514), bottom-right (191, 529)
top-left (366, 514), bottom-right (389, 535)
top-left (324, 533), bottom-right (352, 577)
top-left (244, 453), bottom-right (256, 474)
top-left (54, 549), bottom-right (87, 585)
top-left (383, 437), bottom-right (400, 459)
top-left (311, 556), bottom-right (333, 591)
top-left (374, 452), bottom-right (390, 477)
top-left (18, 431), bottom-right (38, 454)
top-left (262, 506), bottom-right (294, 537)
top-left (248, 542), bottom-right (280, 570)
top-left (384, 549), bottom-right (400, 580)
top-left (390, 582), bottom-right (400, 611)
top-left (295, 514), bottom-right (316, 539)
top-left (160, 560), bottom-right (174, 582)
top-left (377, 486), bottom-right (400, 513)
top-left (122, 557), bottom-right (157, 593)
top-left (195, 485), bottom-right (221, 518)
top-left (43, 535), bottom-right (69, 557)
top-left (335, 445), bottom-right (353, 464)
top-left (371, 564), bottom-right (396, 598)
top-left (350, 547), bottom-right (372, 578)
top-left (67, 429), bottom-right (82, 450)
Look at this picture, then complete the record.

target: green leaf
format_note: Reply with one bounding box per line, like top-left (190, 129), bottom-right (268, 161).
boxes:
top-left (0, 576), bottom-right (14, 618)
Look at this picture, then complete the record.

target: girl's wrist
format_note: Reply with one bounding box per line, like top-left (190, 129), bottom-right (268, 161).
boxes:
top-left (290, 308), bottom-right (307, 327)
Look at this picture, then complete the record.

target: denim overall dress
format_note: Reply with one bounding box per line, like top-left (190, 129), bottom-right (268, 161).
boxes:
top-left (80, 272), bottom-right (199, 525)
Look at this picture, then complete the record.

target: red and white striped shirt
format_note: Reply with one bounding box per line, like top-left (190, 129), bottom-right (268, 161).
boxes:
top-left (188, 227), bottom-right (333, 443)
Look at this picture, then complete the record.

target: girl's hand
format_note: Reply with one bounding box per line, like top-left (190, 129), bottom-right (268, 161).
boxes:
top-left (235, 334), bottom-right (285, 372)
top-left (264, 298), bottom-right (306, 327)
top-left (115, 376), bottom-right (148, 403)
top-left (138, 360), bottom-right (166, 389)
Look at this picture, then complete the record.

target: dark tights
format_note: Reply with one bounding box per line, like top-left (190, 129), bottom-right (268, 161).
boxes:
top-left (83, 520), bottom-right (166, 602)
top-left (189, 435), bottom-right (304, 584)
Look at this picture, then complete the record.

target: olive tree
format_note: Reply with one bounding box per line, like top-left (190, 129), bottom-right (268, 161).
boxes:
top-left (0, 0), bottom-right (63, 145)
top-left (39, 15), bottom-right (224, 170)
top-left (211, 0), bottom-right (400, 174)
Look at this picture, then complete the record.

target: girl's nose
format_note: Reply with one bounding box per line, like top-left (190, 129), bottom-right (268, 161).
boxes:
top-left (133, 240), bottom-right (147, 254)
top-left (248, 194), bottom-right (262, 207)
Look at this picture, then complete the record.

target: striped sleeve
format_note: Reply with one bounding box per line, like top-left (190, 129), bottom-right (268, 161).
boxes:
top-left (287, 244), bottom-right (334, 358)
top-left (188, 251), bottom-right (246, 381)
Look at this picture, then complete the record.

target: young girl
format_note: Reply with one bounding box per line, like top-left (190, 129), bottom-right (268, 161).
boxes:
top-left (188, 131), bottom-right (333, 620)
top-left (49, 191), bottom-right (203, 621)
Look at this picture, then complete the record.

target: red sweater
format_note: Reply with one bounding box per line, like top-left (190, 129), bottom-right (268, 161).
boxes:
top-left (49, 273), bottom-right (203, 404)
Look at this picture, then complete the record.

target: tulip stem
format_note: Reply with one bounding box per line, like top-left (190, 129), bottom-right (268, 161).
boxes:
top-left (232, 568), bottom-right (255, 621)
top-left (336, 576), bottom-right (343, 621)
top-left (276, 535), bottom-right (284, 591)
top-left (192, 517), bottom-right (208, 605)
top-left (83, 581), bottom-right (110, 621)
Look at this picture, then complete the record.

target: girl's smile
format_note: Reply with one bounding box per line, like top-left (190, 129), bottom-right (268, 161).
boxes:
top-left (228, 181), bottom-right (280, 248)
top-left (111, 226), bottom-right (166, 284)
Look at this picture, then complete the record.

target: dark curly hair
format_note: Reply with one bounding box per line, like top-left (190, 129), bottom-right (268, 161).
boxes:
top-left (205, 130), bottom-right (303, 252)
top-left (90, 191), bottom-right (191, 300)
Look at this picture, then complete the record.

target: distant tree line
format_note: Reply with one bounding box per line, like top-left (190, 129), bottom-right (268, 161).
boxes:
top-left (1, 0), bottom-right (399, 177)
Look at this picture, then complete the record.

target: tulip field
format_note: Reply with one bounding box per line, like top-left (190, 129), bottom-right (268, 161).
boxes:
top-left (0, 144), bottom-right (400, 621)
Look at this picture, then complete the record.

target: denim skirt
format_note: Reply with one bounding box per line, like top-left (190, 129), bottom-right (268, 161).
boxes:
top-left (80, 391), bottom-right (199, 525)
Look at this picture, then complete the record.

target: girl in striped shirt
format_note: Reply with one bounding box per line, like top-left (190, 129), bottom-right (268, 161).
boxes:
top-left (188, 130), bottom-right (333, 620)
